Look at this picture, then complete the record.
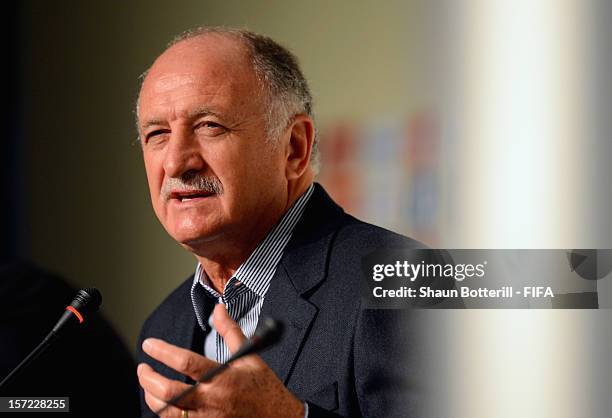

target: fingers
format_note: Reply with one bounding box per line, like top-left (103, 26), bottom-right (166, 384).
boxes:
top-left (212, 304), bottom-right (247, 354)
top-left (144, 390), bottom-right (201, 418)
top-left (137, 363), bottom-right (200, 411)
top-left (143, 387), bottom-right (190, 418)
top-left (143, 390), bottom-right (178, 418)
top-left (142, 338), bottom-right (218, 381)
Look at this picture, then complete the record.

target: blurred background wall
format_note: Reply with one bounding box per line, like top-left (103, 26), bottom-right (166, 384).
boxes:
top-left (6, 1), bottom-right (612, 417)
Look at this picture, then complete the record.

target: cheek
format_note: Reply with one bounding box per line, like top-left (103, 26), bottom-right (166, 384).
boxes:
top-left (143, 152), bottom-right (166, 213)
top-left (243, 145), bottom-right (285, 179)
top-left (144, 151), bottom-right (164, 186)
top-left (223, 158), bottom-right (276, 196)
top-left (233, 154), bottom-right (285, 205)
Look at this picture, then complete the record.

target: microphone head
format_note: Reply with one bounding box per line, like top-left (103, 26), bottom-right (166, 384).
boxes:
top-left (50, 288), bottom-right (103, 335)
top-left (253, 317), bottom-right (284, 350)
top-left (70, 288), bottom-right (102, 316)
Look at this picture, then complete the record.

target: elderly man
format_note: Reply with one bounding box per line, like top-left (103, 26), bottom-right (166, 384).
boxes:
top-left (136, 27), bottom-right (423, 418)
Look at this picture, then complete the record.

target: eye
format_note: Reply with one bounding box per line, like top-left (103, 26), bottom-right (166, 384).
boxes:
top-left (144, 129), bottom-right (170, 144)
top-left (195, 121), bottom-right (227, 136)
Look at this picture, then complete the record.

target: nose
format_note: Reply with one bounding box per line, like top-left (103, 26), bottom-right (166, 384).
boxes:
top-left (162, 127), bottom-right (205, 178)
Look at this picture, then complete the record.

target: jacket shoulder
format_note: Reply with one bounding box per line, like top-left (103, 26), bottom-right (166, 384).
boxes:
top-left (334, 213), bottom-right (425, 254)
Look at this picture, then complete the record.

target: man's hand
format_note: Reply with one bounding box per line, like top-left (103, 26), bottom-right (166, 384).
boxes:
top-left (137, 304), bottom-right (305, 418)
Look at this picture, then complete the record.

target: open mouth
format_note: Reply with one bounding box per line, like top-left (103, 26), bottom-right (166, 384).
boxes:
top-left (170, 190), bottom-right (214, 202)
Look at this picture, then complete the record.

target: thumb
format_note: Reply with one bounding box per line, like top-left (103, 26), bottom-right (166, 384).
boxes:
top-left (213, 303), bottom-right (247, 354)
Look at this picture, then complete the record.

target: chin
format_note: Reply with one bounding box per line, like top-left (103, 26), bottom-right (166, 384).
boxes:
top-left (171, 225), bottom-right (225, 249)
top-left (166, 215), bottom-right (216, 241)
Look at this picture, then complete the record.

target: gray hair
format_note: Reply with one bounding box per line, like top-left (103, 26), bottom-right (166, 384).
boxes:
top-left (139, 26), bottom-right (319, 173)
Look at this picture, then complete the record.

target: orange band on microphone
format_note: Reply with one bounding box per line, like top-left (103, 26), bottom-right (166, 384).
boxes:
top-left (66, 306), bottom-right (84, 324)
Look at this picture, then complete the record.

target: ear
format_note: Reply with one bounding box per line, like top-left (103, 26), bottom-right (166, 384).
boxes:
top-left (284, 114), bottom-right (315, 180)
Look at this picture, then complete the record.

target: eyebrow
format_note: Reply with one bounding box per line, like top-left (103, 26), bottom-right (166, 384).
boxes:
top-left (140, 107), bottom-right (223, 131)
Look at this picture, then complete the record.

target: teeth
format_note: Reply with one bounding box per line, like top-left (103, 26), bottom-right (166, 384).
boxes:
top-left (177, 193), bottom-right (210, 202)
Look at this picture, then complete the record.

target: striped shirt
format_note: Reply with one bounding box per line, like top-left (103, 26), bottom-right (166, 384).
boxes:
top-left (190, 184), bottom-right (314, 363)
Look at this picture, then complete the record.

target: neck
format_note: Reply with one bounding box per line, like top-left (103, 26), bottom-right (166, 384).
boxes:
top-left (286, 173), bottom-right (313, 211)
top-left (197, 256), bottom-right (241, 293)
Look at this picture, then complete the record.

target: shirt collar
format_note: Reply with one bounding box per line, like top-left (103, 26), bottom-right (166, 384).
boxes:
top-left (193, 184), bottom-right (315, 300)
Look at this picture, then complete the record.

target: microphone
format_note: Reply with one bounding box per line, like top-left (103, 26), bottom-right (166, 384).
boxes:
top-left (0, 288), bottom-right (102, 390)
top-left (226, 317), bottom-right (284, 360)
top-left (155, 317), bottom-right (284, 415)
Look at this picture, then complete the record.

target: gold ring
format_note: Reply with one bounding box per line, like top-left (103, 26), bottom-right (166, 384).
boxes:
top-left (181, 409), bottom-right (189, 418)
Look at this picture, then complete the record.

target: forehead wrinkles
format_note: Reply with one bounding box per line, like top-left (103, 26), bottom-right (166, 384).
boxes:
top-left (138, 36), bottom-right (265, 124)
top-left (151, 73), bottom-right (198, 95)
top-left (142, 72), bottom-right (229, 108)
top-left (138, 77), bottom-right (262, 131)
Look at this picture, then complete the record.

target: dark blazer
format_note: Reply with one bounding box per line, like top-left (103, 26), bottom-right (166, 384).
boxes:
top-left (137, 184), bottom-right (426, 417)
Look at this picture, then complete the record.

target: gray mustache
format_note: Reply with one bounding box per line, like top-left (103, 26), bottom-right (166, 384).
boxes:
top-left (162, 174), bottom-right (223, 200)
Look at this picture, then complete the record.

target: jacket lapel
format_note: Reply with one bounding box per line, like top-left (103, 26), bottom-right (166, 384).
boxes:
top-left (259, 183), bottom-right (345, 384)
top-left (159, 277), bottom-right (211, 384)
top-left (258, 265), bottom-right (317, 383)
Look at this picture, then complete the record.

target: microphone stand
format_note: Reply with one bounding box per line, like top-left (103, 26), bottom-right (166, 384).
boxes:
top-left (0, 332), bottom-right (59, 389)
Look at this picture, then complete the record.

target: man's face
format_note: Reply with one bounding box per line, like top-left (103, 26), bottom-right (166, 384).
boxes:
top-left (138, 36), bottom-right (287, 250)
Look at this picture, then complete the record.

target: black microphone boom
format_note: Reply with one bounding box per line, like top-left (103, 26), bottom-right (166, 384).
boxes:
top-left (0, 288), bottom-right (102, 390)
